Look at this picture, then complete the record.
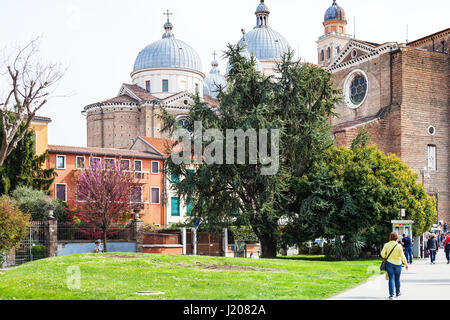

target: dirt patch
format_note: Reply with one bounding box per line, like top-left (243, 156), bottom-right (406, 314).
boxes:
top-left (197, 264), bottom-right (274, 272)
top-left (106, 255), bottom-right (146, 259)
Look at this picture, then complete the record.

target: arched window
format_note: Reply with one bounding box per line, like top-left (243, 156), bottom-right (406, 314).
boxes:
top-left (320, 50), bottom-right (324, 61)
top-left (327, 47), bottom-right (331, 59)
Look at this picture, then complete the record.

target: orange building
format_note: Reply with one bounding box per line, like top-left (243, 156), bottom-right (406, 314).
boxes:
top-left (47, 145), bottom-right (165, 225)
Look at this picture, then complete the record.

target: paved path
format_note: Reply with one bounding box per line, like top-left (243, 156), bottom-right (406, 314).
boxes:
top-left (330, 250), bottom-right (450, 300)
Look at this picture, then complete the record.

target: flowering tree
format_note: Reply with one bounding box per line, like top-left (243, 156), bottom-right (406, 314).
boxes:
top-left (73, 159), bottom-right (141, 252)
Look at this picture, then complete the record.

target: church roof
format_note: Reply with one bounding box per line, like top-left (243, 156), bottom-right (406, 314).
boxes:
top-left (203, 94), bottom-right (220, 107)
top-left (324, 0), bottom-right (346, 22)
top-left (121, 84), bottom-right (159, 101)
top-left (137, 137), bottom-right (176, 157)
top-left (102, 95), bottom-right (138, 104)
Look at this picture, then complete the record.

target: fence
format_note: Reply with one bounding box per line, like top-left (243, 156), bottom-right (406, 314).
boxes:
top-left (57, 222), bottom-right (134, 241)
top-left (15, 221), bottom-right (47, 266)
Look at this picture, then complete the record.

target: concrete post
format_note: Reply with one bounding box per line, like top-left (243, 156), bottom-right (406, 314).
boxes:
top-left (222, 228), bottom-right (228, 257)
top-left (45, 218), bottom-right (58, 258)
top-left (134, 219), bottom-right (143, 253)
top-left (4, 248), bottom-right (15, 267)
top-left (181, 227), bottom-right (187, 255)
top-left (413, 236), bottom-right (421, 258)
top-left (191, 228), bottom-right (197, 256)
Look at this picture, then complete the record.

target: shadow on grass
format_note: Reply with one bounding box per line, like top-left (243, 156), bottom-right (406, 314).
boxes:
top-left (276, 255), bottom-right (382, 262)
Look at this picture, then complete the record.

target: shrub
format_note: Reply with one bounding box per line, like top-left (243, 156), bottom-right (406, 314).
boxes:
top-left (324, 236), bottom-right (366, 260)
top-left (11, 186), bottom-right (69, 221)
top-left (31, 244), bottom-right (46, 257)
top-left (0, 196), bottom-right (31, 263)
top-left (229, 226), bottom-right (259, 243)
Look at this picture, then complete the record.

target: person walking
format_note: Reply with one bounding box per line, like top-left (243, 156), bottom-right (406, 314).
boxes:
top-left (444, 233), bottom-right (450, 265)
top-left (426, 233), bottom-right (439, 264)
top-left (381, 232), bottom-right (408, 300)
top-left (402, 234), bottom-right (413, 264)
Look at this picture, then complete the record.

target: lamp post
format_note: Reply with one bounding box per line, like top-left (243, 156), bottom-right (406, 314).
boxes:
top-left (48, 204), bottom-right (55, 220)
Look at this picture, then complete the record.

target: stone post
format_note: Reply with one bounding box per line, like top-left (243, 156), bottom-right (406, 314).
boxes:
top-left (222, 228), bottom-right (228, 257)
top-left (191, 228), bottom-right (197, 256)
top-left (4, 248), bottom-right (15, 267)
top-left (181, 227), bottom-right (187, 255)
top-left (413, 236), bottom-right (421, 258)
top-left (45, 218), bottom-right (58, 258)
top-left (134, 218), bottom-right (144, 253)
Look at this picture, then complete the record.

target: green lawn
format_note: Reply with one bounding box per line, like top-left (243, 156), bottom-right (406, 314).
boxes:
top-left (0, 253), bottom-right (381, 300)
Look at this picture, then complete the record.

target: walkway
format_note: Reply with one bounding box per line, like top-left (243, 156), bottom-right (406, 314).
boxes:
top-left (330, 250), bottom-right (450, 300)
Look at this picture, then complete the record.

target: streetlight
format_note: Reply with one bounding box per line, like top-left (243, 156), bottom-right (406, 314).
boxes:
top-left (48, 204), bottom-right (55, 219)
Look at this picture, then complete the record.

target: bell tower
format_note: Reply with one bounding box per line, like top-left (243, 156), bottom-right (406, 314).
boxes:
top-left (317, 0), bottom-right (351, 67)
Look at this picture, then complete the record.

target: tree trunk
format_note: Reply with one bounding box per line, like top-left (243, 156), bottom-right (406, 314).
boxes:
top-left (103, 230), bottom-right (108, 253)
top-left (260, 235), bottom-right (277, 258)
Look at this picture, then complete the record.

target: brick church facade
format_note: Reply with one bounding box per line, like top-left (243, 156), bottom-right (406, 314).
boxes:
top-left (318, 1), bottom-right (449, 223)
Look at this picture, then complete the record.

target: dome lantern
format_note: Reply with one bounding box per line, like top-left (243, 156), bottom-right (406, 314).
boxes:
top-left (255, 0), bottom-right (270, 28)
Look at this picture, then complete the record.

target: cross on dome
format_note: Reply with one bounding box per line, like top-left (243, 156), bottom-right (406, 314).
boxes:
top-left (162, 9), bottom-right (174, 39)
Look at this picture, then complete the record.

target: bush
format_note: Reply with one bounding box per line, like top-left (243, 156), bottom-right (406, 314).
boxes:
top-left (310, 244), bottom-right (323, 255)
top-left (11, 186), bottom-right (69, 221)
top-left (229, 226), bottom-right (259, 243)
top-left (31, 245), bottom-right (46, 257)
top-left (0, 196), bottom-right (31, 263)
top-left (324, 236), bottom-right (366, 260)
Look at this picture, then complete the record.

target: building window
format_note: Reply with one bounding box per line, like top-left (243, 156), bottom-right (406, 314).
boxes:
top-left (162, 80), bottom-right (169, 92)
top-left (178, 118), bottom-right (188, 127)
top-left (89, 157), bottom-right (101, 168)
top-left (145, 80), bottom-right (151, 93)
top-left (131, 186), bottom-right (143, 204)
top-left (320, 50), bottom-right (324, 61)
top-left (134, 160), bottom-right (143, 179)
top-left (55, 184), bottom-right (67, 202)
top-left (186, 200), bottom-right (193, 217)
top-left (428, 145), bottom-right (437, 171)
top-left (104, 158), bottom-right (115, 169)
top-left (151, 161), bottom-right (159, 174)
top-left (76, 156), bottom-right (85, 169)
top-left (171, 197), bottom-right (180, 217)
top-left (327, 47), bottom-right (331, 59)
top-left (134, 160), bottom-right (142, 172)
top-left (344, 69), bottom-right (369, 109)
top-left (56, 155), bottom-right (66, 169)
top-left (195, 83), bottom-right (199, 94)
top-left (151, 187), bottom-right (160, 204)
top-left (170, 173), bottom-right (180, 183)
top-left (120, 159), bottom-right (130, 170)
top-left (428, 126), bottom-right (436, 136)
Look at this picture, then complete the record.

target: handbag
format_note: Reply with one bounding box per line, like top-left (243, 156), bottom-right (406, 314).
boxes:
top-left (380, 244), bottom-right (398, 271)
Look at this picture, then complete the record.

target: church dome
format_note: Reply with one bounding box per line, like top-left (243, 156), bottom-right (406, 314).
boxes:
top-left (133, 18), bottom-right (203, 74)
top-left (324, 0), bottom-right (346, 22)
top-left (227, 32), bottom-right (263, 74)
top-left (203, 59), bottom-right (226, 98)
top-left (238, 1), bottom-right (291, 61)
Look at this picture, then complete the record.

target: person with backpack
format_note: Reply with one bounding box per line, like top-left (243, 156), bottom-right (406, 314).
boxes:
top-left (444, 233), bottom-right (450, 265)
top-left (402, 234), bottom-right (413, 264)
top-left (381, 232), bottom-right (409, 300)
top-left (426, 233), bottom-right (439, 264)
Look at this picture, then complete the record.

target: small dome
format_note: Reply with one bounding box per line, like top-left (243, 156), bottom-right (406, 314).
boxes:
top-left (324, 0), bottom-right (346, 22)
top-left (204, 60), bottom-right (226, 98)
top-left (238, 27), bottom-right (290, 61)
top-left (256, 0), bottom-right (270, 14)
top-left (133, 20), bottom-right (203, 73)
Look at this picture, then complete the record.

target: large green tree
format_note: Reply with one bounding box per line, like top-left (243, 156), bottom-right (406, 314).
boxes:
top-left (283, 130), bottom-right (437, 252)
top-left (160, 46), bottom-right (340, 258)
top-left (0, 119), bottom-right (55, 195)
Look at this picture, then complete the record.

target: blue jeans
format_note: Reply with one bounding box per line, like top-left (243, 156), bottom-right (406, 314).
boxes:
top-left (429, 250), bottom-right (436, 263)
top-left (386, 261), bottom-right (402, 297)
top-left (404, 247), bottom-right (413, 264)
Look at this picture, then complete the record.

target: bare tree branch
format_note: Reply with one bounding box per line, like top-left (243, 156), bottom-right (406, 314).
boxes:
top-left (0, 37), bottom-right (64, 166)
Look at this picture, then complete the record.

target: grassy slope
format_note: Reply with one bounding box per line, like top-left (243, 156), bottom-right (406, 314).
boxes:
top-left (0, 253), bottom-right (380, 300)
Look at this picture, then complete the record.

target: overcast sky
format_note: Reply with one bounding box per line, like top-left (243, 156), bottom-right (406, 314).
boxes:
top-left (0, 0), bottom-right (448, 147)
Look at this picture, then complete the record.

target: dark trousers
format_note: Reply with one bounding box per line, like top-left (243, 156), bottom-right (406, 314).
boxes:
top-left (446, 250), bottom-right (450, 262)
top-left (386, 261), bottom-right (402, 297)
top-left (429, 249), bottom-right (437, 263)
top-left (404, 247), bottom-right (413, 264)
